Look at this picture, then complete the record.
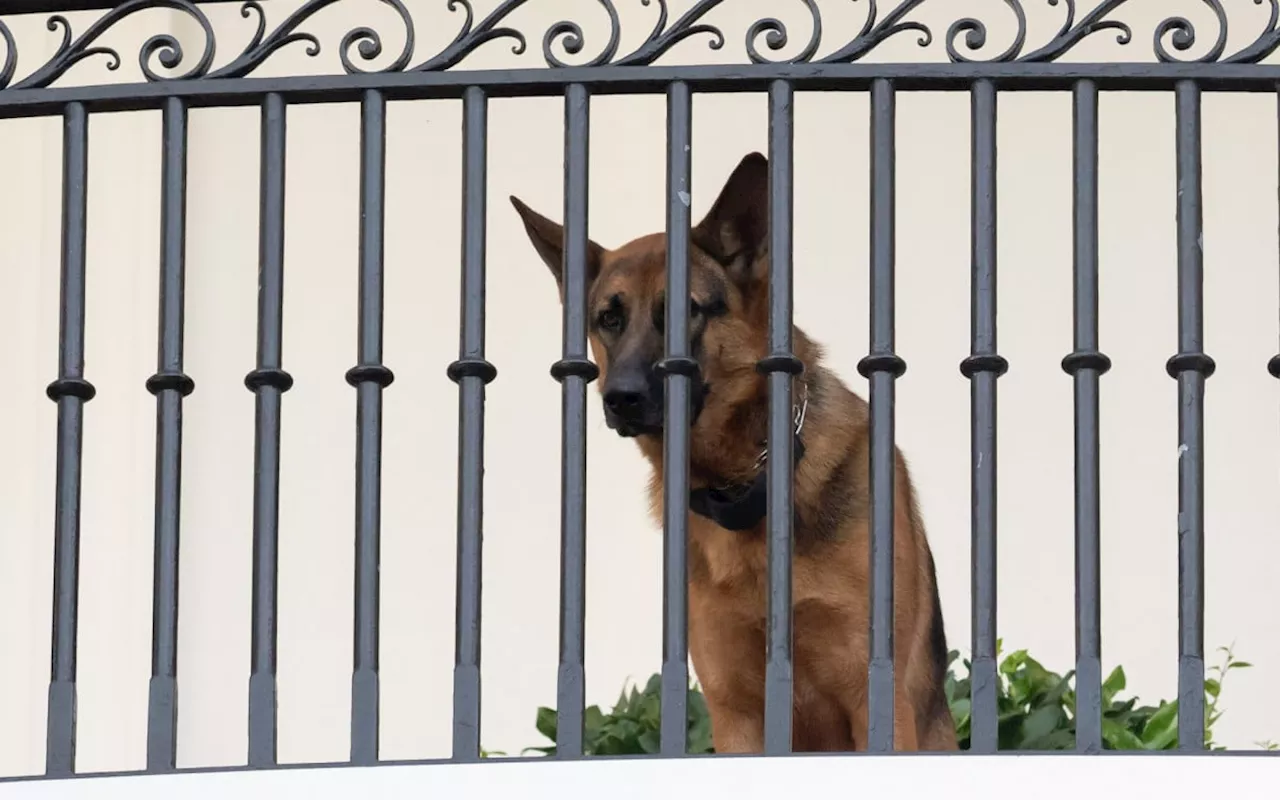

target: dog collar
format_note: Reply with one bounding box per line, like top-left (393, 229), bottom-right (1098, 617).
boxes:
top-left (688, 383), bottom-right (809, 532)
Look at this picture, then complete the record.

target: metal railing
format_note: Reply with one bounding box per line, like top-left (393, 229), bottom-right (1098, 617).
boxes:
top-left (1, 0), bottom-right (1278, 784)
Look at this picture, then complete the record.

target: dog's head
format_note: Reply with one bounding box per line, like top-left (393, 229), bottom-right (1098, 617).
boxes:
top-left (510, 152), bottom-right (773, 442)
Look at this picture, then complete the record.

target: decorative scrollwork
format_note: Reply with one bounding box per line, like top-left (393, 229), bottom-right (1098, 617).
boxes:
top-left (1153, 0), bottom-right (1229, 63)
top-left (1017, 0), bottom-right (1133, 63)
top-left (817, 0), bottom-right (932, 64)
top-left (409, 0), bottom-right (529, 72)
top-left (945, 0), bottom-right (1028, 63)
top-left (612, 0), bottom-right (725, 67)
top-left (745, 0), bottom-right (823, 65)
top-left (542, 0), bottom-right (621, 67)
top-left (0, 17), bottom-right (16, 89)
top-left (4, 0), bottom-right (1280, 93)
top-left (207, 0), bottom-right (414, 79)
top-left (3, 0), bottom-right (215, 90)
top-left (1224, 0), bottom-right (1280, 63)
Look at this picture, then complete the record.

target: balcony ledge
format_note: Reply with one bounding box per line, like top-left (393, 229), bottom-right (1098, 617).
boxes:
top-left (2, 752), bottom-right (1278, 800)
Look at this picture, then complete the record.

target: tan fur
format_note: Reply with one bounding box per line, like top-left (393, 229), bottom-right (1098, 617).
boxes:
top-left (510, 152), bottom-right (957, 753)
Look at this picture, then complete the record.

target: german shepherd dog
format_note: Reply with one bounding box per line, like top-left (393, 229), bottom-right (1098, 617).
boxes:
top-left (510, 152), bottom-right (956, 753)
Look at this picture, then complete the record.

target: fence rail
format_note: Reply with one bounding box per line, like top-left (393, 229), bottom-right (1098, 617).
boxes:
top-left (1, 0), bottom-right (1279, 786)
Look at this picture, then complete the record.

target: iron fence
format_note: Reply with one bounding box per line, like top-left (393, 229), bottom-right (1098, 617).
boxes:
top-left (1, 0), bottom-right (1278, 784)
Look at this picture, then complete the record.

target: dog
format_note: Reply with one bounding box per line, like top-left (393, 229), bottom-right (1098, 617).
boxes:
top-left (510, 151), bottom-right (957, 753)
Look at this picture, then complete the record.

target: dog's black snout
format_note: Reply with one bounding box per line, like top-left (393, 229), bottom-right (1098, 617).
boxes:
top-left (603, 385), bottom-right (647, 416)
top-left (601, 365), bottom-right (662, 436)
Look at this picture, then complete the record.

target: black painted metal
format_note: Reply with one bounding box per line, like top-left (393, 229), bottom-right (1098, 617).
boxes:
top-left (859, 77), bottom-right (903, 754)
top-left (347, 87), bottom-right (393, 767)
top-left (245, 90), bottom-right (291, 770)
top-left (45, 99), bottom-right (92, 779)
top-left (4, 0), bottom-right (238, 12)
top-left (763, 78), bottom-right (798, 757)
top-left (145, 94), bottom-right (192, 774)
top-left (1169, 79), bottom-right (1212, 752)
top-left (961, 78), bottom-right (1006, 755)
top-left (6, 0), bottom-right (1280, 782)
top-left (13, 63), bottom-right (1280, 120)
top-left (658, 79), bottom-right (693, 758)
top-left (1064, 78), bottom-right (1109, 754)
top-left (1275, 92), bottom-right (1280, 386)
top-left (552, 81), bottom-right (596, 760)
top-left (8, 0), bottom-right (1280, 98)
top-left (449, 84), bottom-right (495, 763)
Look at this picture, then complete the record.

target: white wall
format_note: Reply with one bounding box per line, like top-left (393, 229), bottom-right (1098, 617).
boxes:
top-left (1, 0), bottom-right (1278, 777)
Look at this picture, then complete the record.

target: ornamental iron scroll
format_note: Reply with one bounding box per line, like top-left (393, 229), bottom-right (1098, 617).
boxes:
top-left (3, 0), bottom-right (1280, 90)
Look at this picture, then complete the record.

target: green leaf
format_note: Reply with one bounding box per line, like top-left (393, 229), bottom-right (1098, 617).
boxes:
top-left (1140, 701), bottom-right (1178, 750)
top-left (1102, 666), bottom-right (1126, 702)
top-left (1024, 729), bottom-right (1076, 751)
top-left (524, 643), bottom-right (1262, 760)
top-left (1102, 717), bottom-right (1146, 750)
top-left (1000, 649), bottom-right (1030, 675)
top-left (687, 690), bottom-right (708, 721)
top-left (689, 714), bottom-right (714, 754)
top-left (643, 673), bottom-right (662, 694)
top-left (638, 729), bottom-right (660, 754)
top-left (584, 705), bottom-right (605, 744)
top-left (1020, 704), bottom-right (1063, 745)
top-left (535, 706), bottom-right (558, 743)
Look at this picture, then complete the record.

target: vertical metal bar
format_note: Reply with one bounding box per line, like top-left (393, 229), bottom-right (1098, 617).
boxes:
top-left (762, 78), bottom-right (798, 757)
top-left (1169, 79), bottom-right (1212, 752)
top-left (960, 79), bottom-right (1006, 754)
top-left (1064, 79), bottom-right (1108, 754)
top-left (245, 91), bottom-right (291, 770)
top-left (659, 79), bottom-right (693, 758)
top-left (346, 87), bottom-right (393, 766)
top-left (551, 81), bottom-right (595, 760)
top-left (145, 94), bottom-right (193, 773)
top-left (1272, 89), bottom-right (1280, 386)
top-left (858, 77), bottom-right (905, 754)
top-left (45, 100), bottom-right (93, 778)
top-left (448, 85), bottom-right (496, 762)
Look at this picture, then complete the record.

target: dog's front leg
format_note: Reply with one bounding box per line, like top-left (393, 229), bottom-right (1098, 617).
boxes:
top-left (845, 692), bottom-right (923, 752)
top-left (704, 698), bottom-right (765, 754)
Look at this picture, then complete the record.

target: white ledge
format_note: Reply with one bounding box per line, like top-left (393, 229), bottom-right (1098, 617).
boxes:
top-left (1, 753), bottom-right (1277, 800)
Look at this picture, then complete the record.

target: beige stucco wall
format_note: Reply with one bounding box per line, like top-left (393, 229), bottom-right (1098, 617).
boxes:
top-left (1, 0), bottom-right (1278, 777)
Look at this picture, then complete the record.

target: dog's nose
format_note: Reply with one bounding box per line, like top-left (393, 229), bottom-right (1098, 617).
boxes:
top-left (603, 386), bottom-right (646, 417)
top-left (603, 370), bottom-right (651, 418)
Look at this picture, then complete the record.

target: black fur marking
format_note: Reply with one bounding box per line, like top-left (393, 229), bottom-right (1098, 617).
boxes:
top-left (689, 434), bottom-right (805, 531)
top-left (594, 293), bottom-right (626, 336)
top-left (799, 447), bottom-right (856, 544)
top-left (922, 548), bottom-right (951, 715)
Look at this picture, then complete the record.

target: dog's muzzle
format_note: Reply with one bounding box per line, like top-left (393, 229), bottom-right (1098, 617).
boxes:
top-left (601, 371), bottom-right (708, 438)
top-left (602, 380), bottom-right (663, 437)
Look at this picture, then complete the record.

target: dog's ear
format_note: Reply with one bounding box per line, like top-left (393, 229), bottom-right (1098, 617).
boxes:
top-left (509, 195), bottom-right (605, 291)
top-left (692, 152), bottom-right (769, 288)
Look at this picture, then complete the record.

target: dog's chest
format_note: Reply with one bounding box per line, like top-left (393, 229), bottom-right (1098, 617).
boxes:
top-left (687, 516), bottom-right (839, 612)
top-left (689, 520), bottom-right (768, 590)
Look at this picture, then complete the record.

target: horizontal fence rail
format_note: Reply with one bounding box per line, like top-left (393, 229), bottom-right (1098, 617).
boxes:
top-left (0, 0), bottom-right (1278, 788)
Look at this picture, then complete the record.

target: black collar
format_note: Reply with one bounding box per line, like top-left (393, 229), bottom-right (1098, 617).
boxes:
top-left (688, 432), bottom-right (807, 531)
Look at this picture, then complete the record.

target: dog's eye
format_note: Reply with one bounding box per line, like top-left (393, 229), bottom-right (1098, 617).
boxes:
top-left (700, 297), bottom-right (726, 317)
top-left (598, 307), bottom-right (623, 332)
top-left (654, 297), bottom-right (705, 331)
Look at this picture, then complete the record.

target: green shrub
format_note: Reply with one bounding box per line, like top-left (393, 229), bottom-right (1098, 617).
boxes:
top-left (946, 641), bottom-right (1250, 751)
top-left (509, 642), bottom-right (1259, 756)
